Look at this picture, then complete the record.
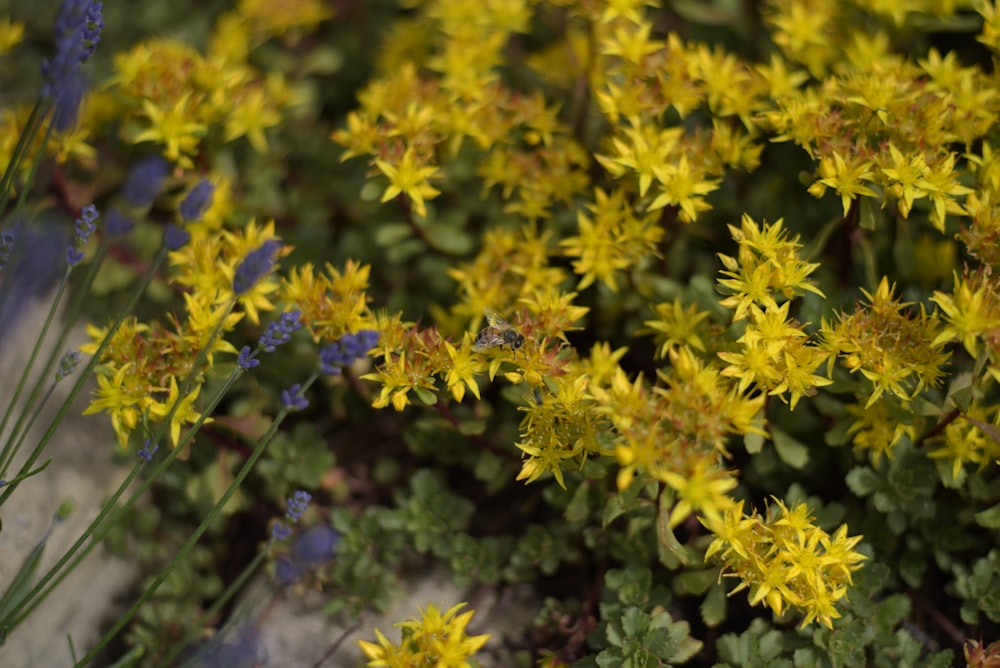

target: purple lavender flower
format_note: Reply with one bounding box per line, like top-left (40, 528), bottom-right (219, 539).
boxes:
top-left (291, 525), bottom-right (339, 564)
top-left (233, 240), bottom-right (281, 295)
top-left (285, 490), bottom-right (311, 523)
top-left (275, 525), bottom-right (340, 585)
top-left (319, 329), bottom-right (380, 375)
top-left (271, 522), bottom-right (292, 542)
top-left (55, 350), bottom-right (80, 382)
top-left (184, 625), bottom-right (261, 668)
top-left (259, 310), bottom-right (301, 352)
top-left (236, 346), bottom-right (259, 370)
top-left (179, 179), bottom-right (215, 222)
top-left (66, 204), bottom-right (98, 267)
top-left (121, 156), bottom-right (169, 207)
top-left (0, 230), bottom-right (17, 271)
top-left (164, 224), bottom-right (190, 251)
top-left (50, 73), bottom-right (86, 132)
top-left (138, 440), bottom-right (159, 462)
top-left (280, 384), bottom-right (308, 411)
top-left (272, 491), bottom-right (310, 542)
top-left (105, 207), bottom-right (135, 237)
top-left (41, 1), bottom-right (103, 129)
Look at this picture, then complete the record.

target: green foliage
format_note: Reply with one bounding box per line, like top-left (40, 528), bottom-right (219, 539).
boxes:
top-left (580, 568), bottom-right (701, 667)
top-left (253, 424), bottom-right (336, 501)
top-left (595, 607), bottom-right (703, 667)
top-left (327, 505), bottom-right (409, 616)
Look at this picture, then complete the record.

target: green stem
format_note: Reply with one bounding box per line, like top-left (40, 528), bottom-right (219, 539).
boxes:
top-left (0, 240), bottom-right (112, 478)
top-left (0, 380), bottom-right (66, 496)
top-left (0, 244), bottom-right (161, 505)
top-left (75, 372), bottom-right (319, 667)
top-left (0, 100), bottom-right (48, 209)
top-left (0, 294), bottom-right (241, 633)
top-left (168, 547), bottom-right (271, 668)
top-left (0, 270), bottom-right (71, 477)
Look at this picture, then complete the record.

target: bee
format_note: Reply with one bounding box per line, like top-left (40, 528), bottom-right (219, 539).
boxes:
top-left (473, 308), bottom-right (525, 354)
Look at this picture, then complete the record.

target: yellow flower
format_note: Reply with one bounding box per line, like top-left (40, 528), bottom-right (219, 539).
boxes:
top-left (717, 214), bottom-right (824, 322)
top-left (364, 353), bottom-right (436, 412)
top-left (931, 271), bottom-right (1000, 358)
top-left (880, 142), bottom-right (931, 219)
top-left (180, 292), bottom-right (242, 367)
top-left (281, 260), bottom-right (375, 343)
top-left (82, 364), bottom-right (145, 448)
top-left (848, 399), bottom-right (914, 467)
top-left (237, 0), bottom-right (335, 39)
top-left (719, 303), bottom-right (832, 409)
top-left (928, 405), bottom-right (1000, 480)
top-left (224, 85), bottom-right (281, 152)
top-left (649, 154), bottom-right (719, 223)
top-left (808, 152), bottom-right (877, 217)
top-left (706, 499), bottom-right (867, 629)
top-left (376, 146), bottom-right (441, 218)
top-left (660, 456), bottom-right (738, 530)
top-left (0, 18), bottom-right (24, 54)
top-left (443, 339), bottom-right (484, 402)
top-left (134, 94), bottom-right (207, 168)
top-left (359, 602), bottom-right (489, 668)
top-left (820, 277), bottom-right (951, 407)
top-left (560, 187), bottom-right (662, 292)
top-left (600, 21), bottom-right (663, 65)
top-left (148, 377), bottom-right (212, 448)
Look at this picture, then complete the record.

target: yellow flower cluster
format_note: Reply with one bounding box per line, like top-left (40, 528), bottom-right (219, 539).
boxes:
top-left (596, 346), bottom-right (764, 498)
top-left (705, 498), bottom-right (867, 629)
top-left (358, 602), bottom-right (489, 668)
top-left (332, 1), bottom-right (770, 227)
top-left (98, 5), bottom-right (318, 168)
top-left (82, 218), bottom-right (287, 449)
top-left (820, 277), bottom-right (950, 407)
top-left (716, 214), bottom-right (831, 409)
top-left (762, 27), bottom-right (984, 231)
top-left (282, 260), bottom-right (377, 343)
top-left (1, 1), bottom-right (327, 178)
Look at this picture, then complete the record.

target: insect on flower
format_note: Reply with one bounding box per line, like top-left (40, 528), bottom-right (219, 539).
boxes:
top-left (473, 308), bottom-right (525, 354)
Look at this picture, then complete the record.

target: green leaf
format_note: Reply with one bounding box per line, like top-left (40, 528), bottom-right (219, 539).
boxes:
top-left (657, 488), bottom-right (691, 566)
top-left (604, 567), bottom-right (654, 607)
top-left (743, 410), bottom-right (767, 454)
top-left (385, 238), bottom-right (427, 263)
top-left (565, 483), bottom-right (591, 524)
top-left (873, 593), bottom-right (911, 628)
top-left (620, 606), bottom-right (648, 637)
top-left (603, 479), bottom-right (645, 528)
top-left (859, 195), bottom-right (880, 230)
top-left (824, 418), bottom-right (852, 447)
top-left (359, 180), bottom-right (383, 202)
top-left (674, 568), bottom-right (717, 596)
top-left (458, 419), bottom-right (486, 435)
top-left (974, 502), bottom-right (1000, 529)
top-left (898, 548), bottom-right (926, 588)
top-left (964, 414), bottom-right (1000, 447)
top-left (744, 430), bottom-right (764, 454)
top-left (595, 651), bottom-right (625, 667)
top-left (413, 386), bottom-right (438, 405)
top-left (671, 0), bottom-right (741, 25)
top-left (771, 426), bottom-right (809, 469)
top-left (845, 466), bottom-right (882, 496)
top-left (373, 222), bottom-right (414, 247)
top-left (104, 644), bottom-right (145, 668)
top-left (426, 223), bottom-right (474, 255)
top-left (701, 579), bottom-right (727, 627)
top-left (473, 452), bottom-right (508, 494)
